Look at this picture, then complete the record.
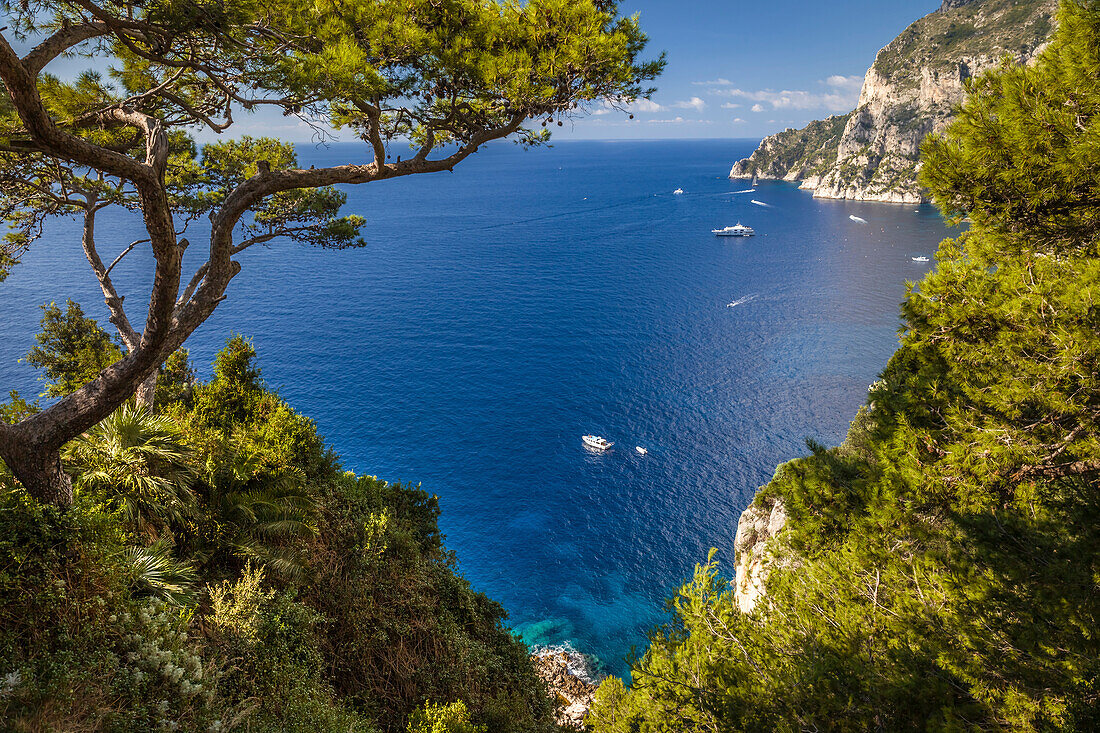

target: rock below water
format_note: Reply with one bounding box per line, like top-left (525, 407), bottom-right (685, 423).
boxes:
top-left (531, 646), bottom-right (601, 729)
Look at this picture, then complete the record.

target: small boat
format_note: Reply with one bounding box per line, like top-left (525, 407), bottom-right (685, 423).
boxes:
top-left (750, 199), bottom-right (768, 207)
top-left (849, 214), bottom-right (868, 223)
top-left (582, 435), bottom-right (613, 451)
top-left (712, 223), bottom-right (755, 237)
top-left (912, 255), bottom-right (930, 262)
top-left (635, 446), bottom-right (647, 455)
top-left (673, 188), bottom-right (684, 195)
top-left (751, 175), bottom-right (759, 187)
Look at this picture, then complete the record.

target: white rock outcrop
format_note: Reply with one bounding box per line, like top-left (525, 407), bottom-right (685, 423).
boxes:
top-left (733, 497), bottom-right (787, 614)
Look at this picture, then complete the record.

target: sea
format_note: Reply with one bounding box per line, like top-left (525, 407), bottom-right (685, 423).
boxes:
top-left (0, 139), bottom-right (953, 677)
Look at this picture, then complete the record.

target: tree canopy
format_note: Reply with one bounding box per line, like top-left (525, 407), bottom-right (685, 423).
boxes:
top-left (0, 0), bottom-right (662, 505)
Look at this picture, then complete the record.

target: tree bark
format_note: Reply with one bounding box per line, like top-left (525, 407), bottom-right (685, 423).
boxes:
top-left (135, 370), bottom-right (157, 410)
top-left (0, 431), bottom-right (72, 508)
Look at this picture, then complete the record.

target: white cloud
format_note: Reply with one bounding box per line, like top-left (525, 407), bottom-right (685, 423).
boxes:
top-left (592, 97), bottom-right (665, 116)
top-left (731, 117), bottom-right (745, 123)
top-left (715, 75), bottom-right (863, 113)
top-left (720, 102), bottom-right (741, 110)
top-left (647, 116), bottom-right (688, 124)
top-left (692, 77), bottom-right (733, 86)
top-left (826, 74), bottom-right (864, 92)
top-left (628, 97), bottom-right (665, 113)
top-left (671, 97), bottom-right (706, 112)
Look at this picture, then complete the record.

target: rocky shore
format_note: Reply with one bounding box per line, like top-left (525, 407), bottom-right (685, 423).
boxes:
top-left (531, 646), bottom-right (602, 730)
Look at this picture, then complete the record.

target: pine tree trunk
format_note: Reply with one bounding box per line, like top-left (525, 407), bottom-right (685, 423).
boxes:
top-left (135, 370), bottom-right (157, 410)
top-left (0, 438), bottom-right (73, 508)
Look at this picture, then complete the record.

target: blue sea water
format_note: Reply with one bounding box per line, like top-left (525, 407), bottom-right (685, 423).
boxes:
top-left (0, 139), bottom-right (952, 676)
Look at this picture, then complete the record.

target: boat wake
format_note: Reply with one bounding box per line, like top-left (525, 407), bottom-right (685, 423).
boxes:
top-left (726, 294), bottom-right (758, 308)
top-left (750, 199), bottom-right (769, 207)
top-left (730, 188), bottom-right (756, 194)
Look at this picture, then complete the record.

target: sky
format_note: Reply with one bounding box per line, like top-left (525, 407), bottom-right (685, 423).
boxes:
top-left (16, 1), bottom-right (944, 142)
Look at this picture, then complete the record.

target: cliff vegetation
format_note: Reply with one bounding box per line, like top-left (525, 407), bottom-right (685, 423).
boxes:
top-left (0, 333), bottom-right (559, 732)
top-left (594, 1), bottom-right (1100, 729)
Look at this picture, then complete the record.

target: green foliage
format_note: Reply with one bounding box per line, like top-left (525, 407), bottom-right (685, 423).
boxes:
top-left (0, 390), bottom-right (39, 425)
top-left (24, 300), bottom-right (122, 398)
top-left (65, 403), bottom-right (198, 539)
top-left (124, 542), bottom-right (199, 607)
top-left (0, 491), bottom-right (218, 732)
top-left (305, 473), bottom-right (556, 731)
top-left (590, 2), bottom-right (1100, 730)
top-left (408, 701), bottom-right (486, 733)
top-left (2, 336), bottom-right (557, 731)
top-left (155, 349), bottom-right (197, 410)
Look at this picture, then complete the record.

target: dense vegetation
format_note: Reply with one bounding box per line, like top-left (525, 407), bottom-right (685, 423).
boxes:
top-left (590, 1), bottom-right (1100, 730)
top-left (1, 331), bottom-right (557, 732)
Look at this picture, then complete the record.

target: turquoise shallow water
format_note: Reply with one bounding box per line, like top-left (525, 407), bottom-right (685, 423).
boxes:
top-left (0, 139), bottom-right (952, 676)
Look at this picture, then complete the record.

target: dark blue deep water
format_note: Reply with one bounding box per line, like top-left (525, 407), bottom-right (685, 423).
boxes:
top-left (0, 139), bottom-right (951, 675)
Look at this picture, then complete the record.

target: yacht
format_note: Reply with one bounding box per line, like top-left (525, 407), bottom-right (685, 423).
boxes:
top-left (673, 188), bottom-right (684, 195)
top-left (712, 223), bottom-right (755, 237)
top-left (635, 446), bottom-right (648, 455)
top-left (912, 255), bottom-right (930, 262)
top-left (751, 175), bottom-right (759, 187)
top-left (582, 435), bottom-right (614, 451)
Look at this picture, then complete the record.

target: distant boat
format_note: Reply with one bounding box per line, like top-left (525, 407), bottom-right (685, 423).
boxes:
top-left (751, 175), bottom-right (759, 187)
top-left (673, 188), bottom-right (684, 195)
top-left (912, 255), bottom-right (930, 262)
top-left (582, 435), bottom-right (613, 451)
top-left (849, 215), bottom-right (868, 223)
top-left (712, 223), bottom-right (755, 237)
top-left (635, 446), bottom-right (647, 455)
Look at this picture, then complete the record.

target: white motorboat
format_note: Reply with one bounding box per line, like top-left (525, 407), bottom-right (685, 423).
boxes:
top-left (582, 435), bottom-right (613, 450)
top-left (673, 188), bottom-right (684, 195)
top-left (849, 214), bottom-right (868, 223)
top-left (912, 255), bottom-right (930, 262)
top-left (712, 223), bottom-right (755, 237)
top-left (635, 446), bottom-right (648, 455)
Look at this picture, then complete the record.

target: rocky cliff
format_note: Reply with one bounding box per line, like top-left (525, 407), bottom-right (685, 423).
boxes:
top-left (730, 0), bottom-right (1056, 203)
top-left (733, 496), bottom-right (787, 613)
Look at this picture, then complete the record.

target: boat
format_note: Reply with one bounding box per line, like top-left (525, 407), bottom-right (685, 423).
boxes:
top-left (635, 446), bottom-right (647, 455)
top-left (751, 175), bottom-right (759, 187)
top-left (712, 223), bottom-right (755, 237)
top-left (582, 435), bottom-right (613, 450)
top-left (849, 214), bottom-right (868, 223)
top-left (673, 188), bottom-right (684, 195)
top-left (912, 255), bottom-right (930, 262)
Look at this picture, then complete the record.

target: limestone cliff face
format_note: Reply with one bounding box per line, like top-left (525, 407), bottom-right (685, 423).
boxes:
top-left (733, 497), bottom-right (787, 614)
top-left (730, 0), bottom-right (1056, 203)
